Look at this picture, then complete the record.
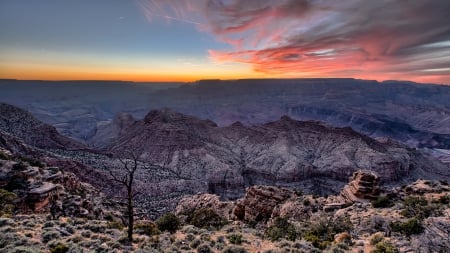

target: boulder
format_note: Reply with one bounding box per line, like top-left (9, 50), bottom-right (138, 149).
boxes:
top-left (27, 182), bottom-right (59, 211)
top-left (233, 185), bottom-right (294, 222)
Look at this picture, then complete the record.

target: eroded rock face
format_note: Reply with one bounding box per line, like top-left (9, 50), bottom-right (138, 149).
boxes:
top-left (233, 186), bottom-right (295, 222)
top-left (105, 109), bottom-right (449, 201)
top-left (0, 154), bottom-right (107, 218)
top-left (27, 182), bottom-right (59, 211)
top-left (340, 170), bottom-right (380, 203)
top-left (175, 193), bottom-right (235, 220)
top-left (0, 103), bottom-right (86, 150)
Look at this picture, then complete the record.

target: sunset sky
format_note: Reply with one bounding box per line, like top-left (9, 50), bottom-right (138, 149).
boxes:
top-left (0, 0), bottom-right (449, 83)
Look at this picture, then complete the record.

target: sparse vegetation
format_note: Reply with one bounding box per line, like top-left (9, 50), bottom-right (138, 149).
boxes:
top-left (302, 215), bottom-right (353, 250)
top-left (227, 233), bottom-right (243, 245)
top-left (400, 196), bottom-right (440, 219)
top-left (371, 239), bottom-right (399, 253)
top-left (49, 243), bottom-right (69, 253)
top-left (189, 208), bottom-right (228, 229)
top-left (371, 195), bottom-right (394, 208)
top-left (222, 245), bottom-right (248, 253)
top-left (439, 195), bottom-right (449, 204)
top-left (0, 189), bottom-right (17, 217)
top-left (390, 218), bottom-right (424, 236)
top-left (265, 217), bottom-right (298, 242)
top-left (134, 221), bottom-right (159, 236)
top-left (197, 244), bottom-right (213, 253)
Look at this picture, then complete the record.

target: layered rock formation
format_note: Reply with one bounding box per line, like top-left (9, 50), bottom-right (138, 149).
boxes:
top-left (0, 151), bottom-right (107, 218)
top-left (105, 109), bottom-right (449, 200)
top-left (340, 170), bottom-right (380, 203)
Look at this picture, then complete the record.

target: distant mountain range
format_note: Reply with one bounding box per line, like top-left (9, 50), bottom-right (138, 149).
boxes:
top-left (1, 78), bottom-right (449, 153)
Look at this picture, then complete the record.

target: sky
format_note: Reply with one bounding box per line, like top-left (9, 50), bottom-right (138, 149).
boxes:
top-left (0, 0), bottom-right (449, 84)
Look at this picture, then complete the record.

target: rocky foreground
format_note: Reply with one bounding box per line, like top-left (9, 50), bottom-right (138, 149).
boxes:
top-left (1, 147), bottom-right (449, 253)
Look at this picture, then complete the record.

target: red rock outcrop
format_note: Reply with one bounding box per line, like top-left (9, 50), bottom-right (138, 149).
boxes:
top-left (233, 186), bottom-right (294, 222)
top-left (340, 170), bottom-right (380, 203)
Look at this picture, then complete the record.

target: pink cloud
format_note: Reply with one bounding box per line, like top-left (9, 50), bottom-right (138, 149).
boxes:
top-left (137, 0), bottom-right (450, 84)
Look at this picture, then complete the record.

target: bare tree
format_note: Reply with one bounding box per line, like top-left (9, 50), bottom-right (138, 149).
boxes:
top-left (108, 151), bottom-right (142, 243)
top-left (108, 150), bottom-right (192, 243)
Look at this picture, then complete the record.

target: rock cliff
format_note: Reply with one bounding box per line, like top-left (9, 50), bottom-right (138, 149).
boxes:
top-left (106, 109), bottom-right (449, 200)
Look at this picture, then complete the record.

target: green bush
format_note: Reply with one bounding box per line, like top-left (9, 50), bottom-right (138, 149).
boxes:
top-left (371, 195), bottom-right (394, 208)
top-left (156, 213), bottom-right (180, 233)
top-left (134, 221), bottom-right (159, 236)
top-left (302, 216), bottom-right (353, 250)
top-left (401, 196), bottom-right (439, 219)
top-left (390, 218), bottom-right (424, 236)
top-left (0, 189), bottom-right (17, 217)
top-left (189, 208), bottom-right (227, 229)
top-left (370, 234), bottom-right (384, 245)
top-left (227, 234), bottom-right (243, 245)
top-left (265, 217), bottom-right (298, 242)
top-left (371, 240), bottom-right (399, 253)
top-left (49, 243), bottom-right (69, 253)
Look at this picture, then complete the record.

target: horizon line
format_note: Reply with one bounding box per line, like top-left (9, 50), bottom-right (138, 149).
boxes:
top-left (0, 77), bottom-right (448, 86)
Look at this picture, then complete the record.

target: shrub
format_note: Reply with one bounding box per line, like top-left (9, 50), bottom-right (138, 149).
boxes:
top-left (50, 243), bottom-right (69, 253)
top-left (390, 218), bottom-right (424, 236)
top-left (401, 196), bottom-right (439, 219)
top-left (371, 195), bottom-right (394, 208)
top-left (107, 221), bottom-right (124, 230)
top-left (81, 230), bottom-right (91, 238)
top-left (189, 208), bottom-right (227, 229)
top-left (0, 217), bottom-right (14, 226)
top-left (222, 245), bottom-right (248, 253)
top-left (12, 162), bottom-right (28, 171)
top-left (6, 246), bottom-right (39, 253)
top-left (0, 152), bottom-right (10, 160)
top-left (84, 222), bottom-right (106, 233)
top-left (134, 221), bottom-right (159, 236)
top-left (5, 175), bottom-right (29, 192)
top-left (294, 190), bottom-right (303, 196)
top-left (439, 195), bottom-right (450, 205)
top-left (190, 239), bottom-right (201, 248)
top-left (265, 217), bottom-right (298, 241)
top-left (371, 240), bottom-right (399, 253)
top-left (227, 234), bottom-right (243, 245)
top-left (197, 244), bottom-right (213, 253)
top-left (156, 213), bottom-right (180, 233)
top-left (42, 231), bottom-right (60, 243)
top-left (0, 189), bottom-right (17, 217)
top-left (302, 216), bottom-right (353, 250)
top-left (19, 157), bottom-right (44, 168)
top-left (370, 234), bottom-right (384, 245)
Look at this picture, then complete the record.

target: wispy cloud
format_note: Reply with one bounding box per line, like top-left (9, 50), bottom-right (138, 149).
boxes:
top-left (136, 0), bottom-right (450, 83)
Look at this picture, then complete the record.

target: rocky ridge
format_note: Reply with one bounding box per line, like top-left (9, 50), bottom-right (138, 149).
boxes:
top-left (106, 109), bottom-right (449, 200)
top-left (0, 103), bottom-right (86, 150)
top-left (176, 171), bottom-right (450, 252)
